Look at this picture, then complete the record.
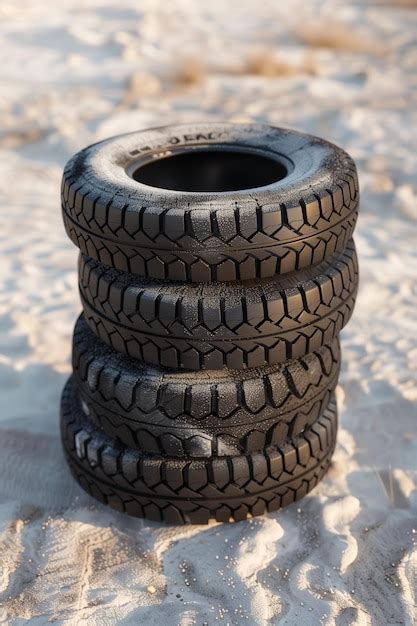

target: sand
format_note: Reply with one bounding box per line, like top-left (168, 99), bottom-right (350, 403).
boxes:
top-left (0, 0), bottom-right (416, 623)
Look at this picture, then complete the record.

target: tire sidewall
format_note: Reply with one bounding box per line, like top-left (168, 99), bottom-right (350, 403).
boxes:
top-left (69, 123), bottom-right (354, 216)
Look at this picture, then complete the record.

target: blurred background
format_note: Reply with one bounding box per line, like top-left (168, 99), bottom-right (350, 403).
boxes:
top-left (1, 1), bottom-right (416, 623)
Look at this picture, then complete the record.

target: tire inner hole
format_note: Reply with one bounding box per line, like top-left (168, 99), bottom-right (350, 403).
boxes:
top-left (131, 149), bottom-right (288, 192)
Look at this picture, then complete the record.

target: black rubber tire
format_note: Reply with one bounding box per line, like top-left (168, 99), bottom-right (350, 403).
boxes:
top-left (73, 313), bottom-right (340, 456)
top-left (61, 376), bottom-right (338, 524)
top-left (62, 123), bottom-right (359, 283)
top-left (79, 240), bottom-right (357, 370)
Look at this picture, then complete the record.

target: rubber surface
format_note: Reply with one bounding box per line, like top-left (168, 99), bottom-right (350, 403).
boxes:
top-left (73, 314), bottom-right (341, 455)
top-left (79, 240), bottom-right (358, 370)
top-left (62, 123), bottom-right (359, 283)
top-left (61, 376), bottom-right (338, 524)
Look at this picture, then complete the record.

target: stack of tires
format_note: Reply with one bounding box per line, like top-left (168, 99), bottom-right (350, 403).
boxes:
top-left (60, 124), bottom-right (359, 524)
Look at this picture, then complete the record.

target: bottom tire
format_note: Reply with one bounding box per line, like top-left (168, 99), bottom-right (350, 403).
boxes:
top-left (61, 377), bottom-right (338, 524)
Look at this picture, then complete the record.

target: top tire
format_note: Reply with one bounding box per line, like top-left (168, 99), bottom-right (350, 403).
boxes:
top-left (62, 123), bottom-right (359, 283)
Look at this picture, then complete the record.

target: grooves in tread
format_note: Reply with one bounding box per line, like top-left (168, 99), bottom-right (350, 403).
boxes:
top-left (63, 205), bottom-right (358, 283)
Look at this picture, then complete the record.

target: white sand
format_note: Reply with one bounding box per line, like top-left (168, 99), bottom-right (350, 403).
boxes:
top-left (0, 1), bottom-right (416, 623)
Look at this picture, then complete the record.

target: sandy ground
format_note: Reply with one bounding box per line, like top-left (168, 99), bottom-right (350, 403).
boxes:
top-left (0, 0), bottom-right (416, 624)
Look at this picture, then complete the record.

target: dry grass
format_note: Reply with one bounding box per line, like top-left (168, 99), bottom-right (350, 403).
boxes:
top-left (296, 23), bottom-right (387, 55)
top-left (119, 45), bottom-right (320, 109)
top-left (117, 59), bottom-right (206, 110)
top-left (377, 0), bottom-right (417, 6)
top-left (171, 48), bottom-right (318, 84)
top-left (244, 49), bottom-right (317, 77)
top-left (172, 58), bottom-right (207, 86)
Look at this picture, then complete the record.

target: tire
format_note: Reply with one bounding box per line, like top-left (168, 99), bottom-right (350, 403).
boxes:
top-left (73, 314), bottom-right (341, 455)
top-left (61, 376), bottom-right (338, 524)
top-left (62, 123), bottom-right (359, 283)
top-left (79, 240), bottom-right (358, 370)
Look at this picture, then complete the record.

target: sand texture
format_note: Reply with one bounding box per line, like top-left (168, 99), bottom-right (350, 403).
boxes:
top-left (0, 0), bottom-right (416, 623)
